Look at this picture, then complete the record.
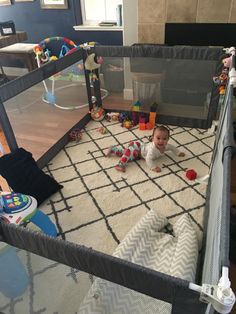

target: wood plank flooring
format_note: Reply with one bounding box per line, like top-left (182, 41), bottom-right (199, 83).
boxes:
top-left (4, 81), bottom-right (89, 161)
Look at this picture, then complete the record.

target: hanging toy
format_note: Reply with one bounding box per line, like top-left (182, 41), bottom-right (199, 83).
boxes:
top-left (222, 56), bottom-right (231, 68)
top-left (85, 53), bottom-right (101, 82)
top-left (84, 53), bottom-right (101, 71)
top-left (213, 65), bottom-right (229, 95)
top-left (90, 105), bottom-right (105, 122)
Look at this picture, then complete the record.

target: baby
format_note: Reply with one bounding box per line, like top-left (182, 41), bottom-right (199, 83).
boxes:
top-left (106, 125), bottom-right (185, 172)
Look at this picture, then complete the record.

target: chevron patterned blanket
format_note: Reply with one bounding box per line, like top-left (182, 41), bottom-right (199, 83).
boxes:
top-left (78, 210), bottom-right (198, 314)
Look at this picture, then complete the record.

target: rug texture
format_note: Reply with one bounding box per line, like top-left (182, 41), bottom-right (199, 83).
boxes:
top-left (0, 119), bottom-right (215, 314)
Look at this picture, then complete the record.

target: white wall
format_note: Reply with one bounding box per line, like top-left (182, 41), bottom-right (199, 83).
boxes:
top-left (123, 0), bottom-right (138, 99)
top-left (123, 0), bottom-right (138, 45)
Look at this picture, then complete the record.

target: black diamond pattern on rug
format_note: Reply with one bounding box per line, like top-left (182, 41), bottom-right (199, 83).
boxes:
top-left (0, 119), bottom-right (215, 314)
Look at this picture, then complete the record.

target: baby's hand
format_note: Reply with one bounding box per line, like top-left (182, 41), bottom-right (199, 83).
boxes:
top-left (178, 152), bottom-right (185, 157)
top-left (152, 166), bottom-right (161, 173)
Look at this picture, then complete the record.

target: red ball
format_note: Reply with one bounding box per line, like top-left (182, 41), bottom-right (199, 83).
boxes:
top-left (186, 169), bottom-right (197, 180)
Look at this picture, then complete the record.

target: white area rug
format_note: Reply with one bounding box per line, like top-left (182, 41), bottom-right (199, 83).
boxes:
top-left (0, 120), bottom-right (215, 314)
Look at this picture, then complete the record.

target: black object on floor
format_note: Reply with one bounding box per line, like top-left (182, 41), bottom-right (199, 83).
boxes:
top-left (0, 148), bottom-right (63, 205)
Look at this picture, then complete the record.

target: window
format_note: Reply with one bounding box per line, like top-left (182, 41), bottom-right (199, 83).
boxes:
top-left (80, 0), bottom-right (122, 25)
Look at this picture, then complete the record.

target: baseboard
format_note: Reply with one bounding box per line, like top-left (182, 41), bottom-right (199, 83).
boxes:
top-left (123, 88), bottom-right (133, 100)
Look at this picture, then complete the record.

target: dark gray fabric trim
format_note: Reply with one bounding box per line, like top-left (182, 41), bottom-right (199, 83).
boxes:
top-left (94, 45), bottom-right (223, 60)
top-left (206, 58), bottom-right (223, 126)
top-left (0, 48), bottom-right (84, 103)
top-left (82, 51), bottom-right (94, 110)
top-left (198, 173), bottom-right (212, 285)
top-left (198, 85), bottom-right (232, 284)
top-left (220, 86), bottom-right (234, 266)
top-left (220, 146), bottom-right (232, 267)
top-left (172, 289), bottom-right (208, 314)
top-left (210, 84), bottom-right (232, 171)
top-left (222, 89), bottom-right (235, 150)
top-left (157, 115), bottom-right (209, 129)
top-left (0, 221), bottom-right (204, 311)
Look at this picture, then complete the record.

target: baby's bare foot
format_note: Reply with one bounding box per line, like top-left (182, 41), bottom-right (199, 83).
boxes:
top-left (152, 166), bottom-right (161, 173)
top-left (115, 164), bottom-right (126, 172)
top-left (106, 147), bottom-right (113, 157)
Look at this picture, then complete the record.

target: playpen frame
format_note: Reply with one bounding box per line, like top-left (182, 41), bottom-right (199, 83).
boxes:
top-left (0, 45), bottom-right (234, 313)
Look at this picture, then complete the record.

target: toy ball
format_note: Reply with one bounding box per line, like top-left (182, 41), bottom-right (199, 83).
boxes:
top-left (90, 106), bottom-right (105, 121)
top-left (186, 169), bottom-right (197, 180)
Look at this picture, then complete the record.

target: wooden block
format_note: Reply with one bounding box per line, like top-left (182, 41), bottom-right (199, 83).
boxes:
top-left (139, 123), bottom-right (146, 130)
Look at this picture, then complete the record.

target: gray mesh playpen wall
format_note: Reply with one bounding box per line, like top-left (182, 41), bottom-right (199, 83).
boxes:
top-left (0, 45), bottom-right (234, 314)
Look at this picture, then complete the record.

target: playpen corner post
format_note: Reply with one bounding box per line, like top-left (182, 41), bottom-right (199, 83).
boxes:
top-left (189, 266), bottom-right (236, 314)
top-left (92, 68), bottom-right (103, 108)
top-left (83, 50), bottom-right (93, 111)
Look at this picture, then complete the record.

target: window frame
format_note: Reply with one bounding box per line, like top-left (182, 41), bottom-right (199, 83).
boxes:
top-left (80, 0), bottom-right (122, 26)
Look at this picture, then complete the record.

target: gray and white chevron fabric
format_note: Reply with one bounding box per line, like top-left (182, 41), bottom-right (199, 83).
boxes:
top-left (78, 211), bottom-right (198, 314)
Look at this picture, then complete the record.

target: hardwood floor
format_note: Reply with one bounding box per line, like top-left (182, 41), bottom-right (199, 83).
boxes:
top-left (4, 81), bottom-right (89, 161)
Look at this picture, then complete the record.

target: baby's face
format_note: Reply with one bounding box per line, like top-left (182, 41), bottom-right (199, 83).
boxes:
top-left (153, 130), bottom-right (169, 150)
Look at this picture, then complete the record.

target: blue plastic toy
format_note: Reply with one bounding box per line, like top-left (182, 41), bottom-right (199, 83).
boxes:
top-left (0, 192), bottom-right (58, 299)
top-left (0, 192), bottom-right (57, 237)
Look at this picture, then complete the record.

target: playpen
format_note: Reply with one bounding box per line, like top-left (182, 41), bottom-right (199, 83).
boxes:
top-left (0, 44), bottom-right (235, 314)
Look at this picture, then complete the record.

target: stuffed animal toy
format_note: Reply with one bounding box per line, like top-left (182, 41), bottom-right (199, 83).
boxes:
top-left (122, 118), bottom-right (133, 129)
top-left (69, 129), bottom-right (82, 142)
top-left (119, 112), bottom-right (129, 124)
top-left (222, 56), bottom-right (231, 68)
top-left (84, 53), bottom-right (101, 71)
top-left (106, 112), bottom-right (120, 122)
top-left (90, 105), bottom-right (105, 121)
top-left (85, 53), bottom-right (102, 81)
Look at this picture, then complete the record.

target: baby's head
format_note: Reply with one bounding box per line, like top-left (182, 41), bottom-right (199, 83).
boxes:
top-left (151, 125), bottom-right (170, 150)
